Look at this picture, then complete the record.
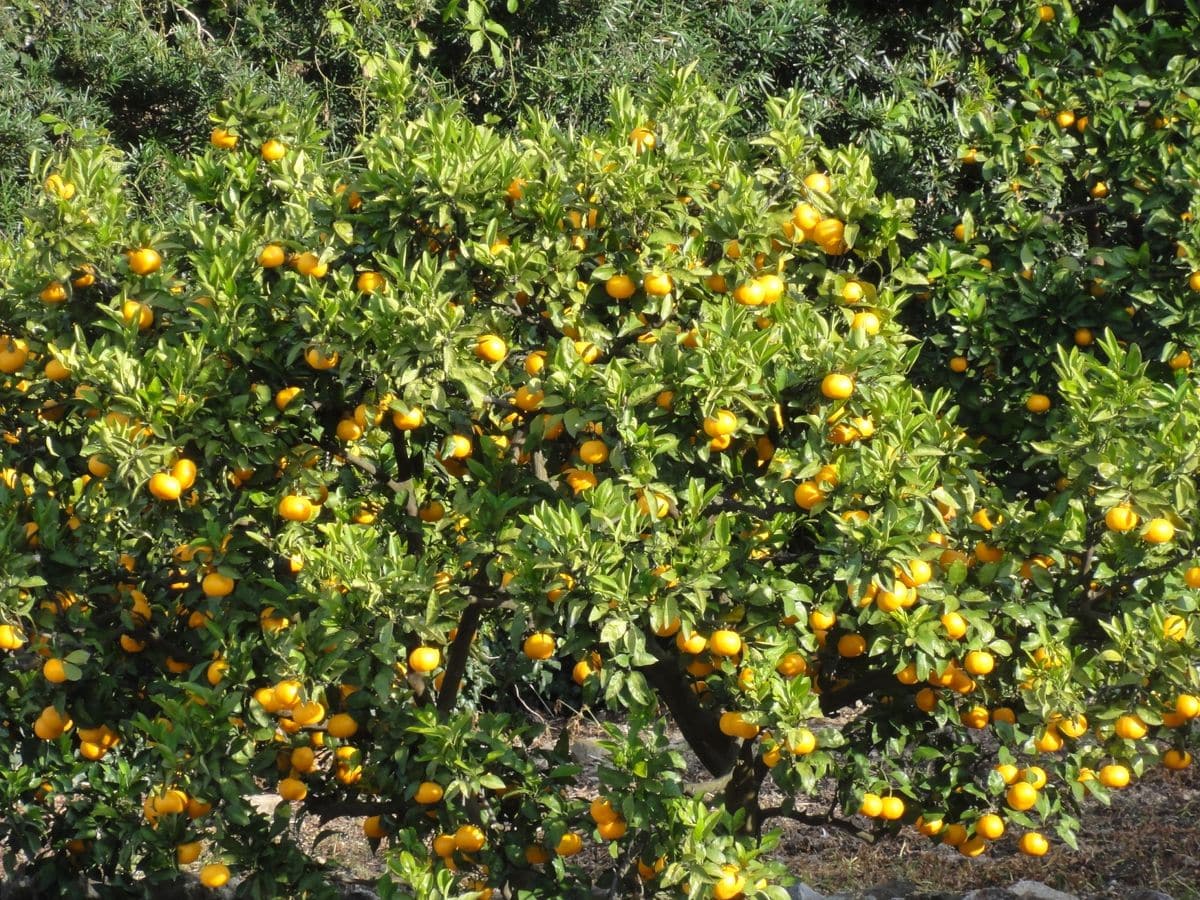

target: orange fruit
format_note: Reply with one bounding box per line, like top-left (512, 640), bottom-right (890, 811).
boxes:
top-left (555, 832), bottom-right (583, 857)
top-left (596, 816), bottom-right (627, 840)
top-left (859, 793), bottom-right (883, 817)
top-left (941, 611), bottom-right (967, 639)
top-left (409, 646), bottom-right (441, 673)
top-left (258, 244), bottom-right (286, 267)
top-left (454, 823), bottom-right (486, 852)
top-left (643, 272), bottom-right (673, 296)
top-left (793, 481), bottom-right (825, 510)
top-left (837, 633), bottom-right (866, 658)
top-left (1114, 714), bottom-right (1148, 740)
top-left (148, 473), bottom-right (182, 501)
top-left (964, 650), bottom-right (994, 676)
top-left (127, 248), bottom-right (162, 276)
top-left (210, 127), bottom-right (238, 149)
top-left (201, 571), bottom-right (234, 598)
top-left (260, 139), bottom-right (286, 161)
top-left (278, 495), bottom-right (314, 522)
top-left (1017, 831), bottom-right (1048, 856)
top-left (327, 714), bottom-right (358, 739)
top-left (1098, 764), bottom-right (1130, 788)
top-left (1164, 749), bottom-right (1192, 770)
top-left (1105, 504), bottom-right (1138, 532)
top-left (356, 271), bottom-right (385, 294)
top-left (1026, 393), bottom-right (1051, 413)
top-left (879, 795), bottom-right (904, 820)
top-left (475, 334), bottom-right (507, 362)
top-left (1142, 518), bottom-right (1175, 543)
top-left (820, 373), bottom-right (854, 399)
top-left (1006, 782), bottom-right (1038, 811)
top-left (415, 782), bottom-right (443, 804)
top-left (703, 409), bottom-right (739, 438)
top-left (523, 632), bottom-right (555, 660)
top-left (976, 813), bottom-right (1005, 840)
top-left (709, 630), bottom-right (742, 658)
top-left (605, 274), bottom-right (637, 299)
top-left (199, 864), bottom-right (231, 887)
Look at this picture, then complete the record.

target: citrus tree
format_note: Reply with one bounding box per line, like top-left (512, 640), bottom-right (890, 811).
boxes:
top-left (1, 13), bottom-right (1199, 898)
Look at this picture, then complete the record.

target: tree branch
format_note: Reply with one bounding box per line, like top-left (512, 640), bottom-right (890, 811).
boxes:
top-left (437, 602), bottom-right (482, 714)
top-left (637, 652), bottom-right (738, 776)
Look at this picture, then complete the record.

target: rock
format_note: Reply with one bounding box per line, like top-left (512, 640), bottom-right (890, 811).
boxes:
top-left (962, 890), bottom-right (1018, 900)
top-left (1126, 893), bottom-right (1173, 900)
top-left (246, 792), bottom-right (282, 817)
top-left (1006, 882), bottom-right (1078, 900)
top-left (788, 884), bottom-right (830, 900)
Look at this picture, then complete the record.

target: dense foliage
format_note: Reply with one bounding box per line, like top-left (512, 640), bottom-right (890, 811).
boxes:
top-left (2, 1), bottom-right (1200, 899)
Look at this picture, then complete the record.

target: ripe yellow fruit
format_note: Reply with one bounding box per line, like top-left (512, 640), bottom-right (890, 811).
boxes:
top-left (555, 832), bottom-right (583, 856)
top-left (1098, 764), bottom-right (1130, 788)
top-left (713, 867), bottom-right (746, 900)
top-left (454, 823), bottom-right (486, 852)
top-left (199, 864), bottom-right (231, 888)
top-left (1114, 714), bottom-right (1148, 740)
top-left (176, 841), bottom-right (203, 865)
top-left (1018, 832), bottom-right (1049, 857)
top-left (415, 781), bottom-right (444, 804)
top-left (793, 481), bottom-right (825, 510)
top-left (1175, 694), bottom-right (1200, 719)
top-left (304, 346), bottom-right (339, 370)
top-left (127, 248), bottom-right (162, 276)
top-left (444, 435), bottom-right (473, 459)
top-left (392, 407), bottom-right (425, 430)
top-left (409, 646), bottom-right (441, 673)
top-left (210, 127), bottom-right (238, 149)
top-left (0, 336), bottom-right (30, 374)
top-left (40, 281), bottom-right (68, 304)
top-left (1105, 504), bottom-right (1138, 532)
top-left (327, 714), bottom-right (358, 739)
top-left (804, 171), bottom-right (832, 193)
top-left (122, 300), bottom-right (154, 330)
top-left (148, 473), bottom-right (183, 501)
top-left (732, 280), bottom-right (765, 306)
top-left (261, 139), bottom-right (287, 161)
top-left (820, 373), bottom-right (855, 399)
top-left (0, 624), bottom-right (27, 650)
top-left (579, 439), bottom-right (609, 465)
top-left (629, 126), bottom-right (656, 152)
top-left (941, 611), bottom-right (967, 639)
top-left (976, 813), bottom-right (1005, 840)
top-left (278, 495), bottom-right (314, 522)
top-left (837, 633), bottom-right (866, 658)
top-left (1026, 393), bottom-right (1051, 413)
top-left (709, 629), bottom-right (742, 658)
top-left (643, 272), bottom-right (673, 296)
top-left (43, 658), bottom-right (69, 683)
top-left (1142, 518), bottom-right (1175, 544)
top-left (636, 490), bottom-right (671, 518)
top-left (859, 793), bottom-right (883, 817)
top-left (259, 244), bottom-right (286, 267)
top-left (1006, 782), bottom-right (1038, 811)
top-left (201, 571), bottom-right (235, 598)
top-left (851, 311), bottom-right (881, 334)
top-left (1163, 749), bottom-right (1192, 770)
top-left (356, 271), bottom-right (385, 294)
top-left (703, 409), bottom-right (739, 438)
top-left (605, 274), bottom-right (636, 299)
top-left (523, 632), bottom-right (555, 660)
top-left (879, 795), bottom-right (904, 820)
top-left (949, 356), bottom-right (968, 373)
top-left (476, 334), bottom-right (507, 362)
